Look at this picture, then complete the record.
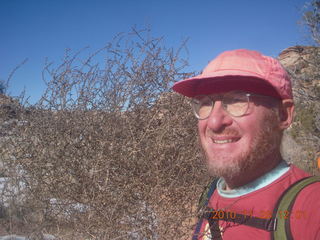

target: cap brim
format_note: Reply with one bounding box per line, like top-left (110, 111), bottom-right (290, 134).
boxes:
top-left (172, 70), bottom-right (281, 99)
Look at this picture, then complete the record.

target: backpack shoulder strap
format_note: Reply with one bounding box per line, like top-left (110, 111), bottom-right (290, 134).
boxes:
top-left (193, 178), bottom-right (219, 240)
top-left (198, 178), bottom-right (219, 213)
top-left (272, 176), bottom-right (320, 240)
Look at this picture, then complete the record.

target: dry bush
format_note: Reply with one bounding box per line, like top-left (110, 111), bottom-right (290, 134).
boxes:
top-left (0, 28), bottom-right (209, 239)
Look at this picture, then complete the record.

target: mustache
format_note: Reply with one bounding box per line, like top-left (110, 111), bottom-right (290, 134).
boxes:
top-left (206, 128), bottom-right (240, 137)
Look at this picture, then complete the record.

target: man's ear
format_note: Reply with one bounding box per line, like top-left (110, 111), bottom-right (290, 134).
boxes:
top-left (278, 99), bottom-right (294, 130)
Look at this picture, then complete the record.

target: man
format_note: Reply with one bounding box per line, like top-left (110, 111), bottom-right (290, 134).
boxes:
top-left (172, 49), bottom-right (320, 239)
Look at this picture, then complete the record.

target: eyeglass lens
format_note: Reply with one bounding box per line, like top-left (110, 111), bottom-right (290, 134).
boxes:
top-left (192, 92), bottom-right (249, 119)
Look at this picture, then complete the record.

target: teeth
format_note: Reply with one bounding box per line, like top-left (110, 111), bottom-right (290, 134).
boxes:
top-left (213, 139), bottom-right (234, 144)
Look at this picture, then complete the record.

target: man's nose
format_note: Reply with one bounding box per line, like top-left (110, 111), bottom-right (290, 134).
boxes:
top-left (206, 101), bottom-right (233, 131)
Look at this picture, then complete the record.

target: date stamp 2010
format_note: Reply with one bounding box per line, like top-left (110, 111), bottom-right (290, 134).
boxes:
top-left (210, 209), bottom-right (308, 220)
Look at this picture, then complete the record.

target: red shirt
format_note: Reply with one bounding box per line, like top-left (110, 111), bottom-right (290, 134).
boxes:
top-left (196, 165), bottom-right (320, 240)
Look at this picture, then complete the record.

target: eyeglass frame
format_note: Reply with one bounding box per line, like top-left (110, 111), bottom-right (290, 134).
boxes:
top-left (191, 91), bottom-right (278, 120)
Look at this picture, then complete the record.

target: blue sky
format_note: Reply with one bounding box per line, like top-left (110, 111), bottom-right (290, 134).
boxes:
top-left (0, 0), bottom-right (312, 103)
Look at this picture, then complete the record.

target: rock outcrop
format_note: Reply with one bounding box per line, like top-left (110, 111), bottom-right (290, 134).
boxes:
top-left (279, 46), bottom-right (320, 173)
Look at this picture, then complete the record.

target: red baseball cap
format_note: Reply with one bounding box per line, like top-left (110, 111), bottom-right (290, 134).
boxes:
top-left (172, 49), bottom-right (293, 99)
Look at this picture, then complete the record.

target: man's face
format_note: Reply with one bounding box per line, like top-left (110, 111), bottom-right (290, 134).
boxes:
top-left (197, 93), bottom-right (282, 179)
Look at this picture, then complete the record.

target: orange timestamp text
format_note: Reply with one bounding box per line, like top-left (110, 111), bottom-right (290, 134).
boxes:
top-left (209, 209), bottom-right (308, 220)
top-left (258, 210), bottom-right (308, 220)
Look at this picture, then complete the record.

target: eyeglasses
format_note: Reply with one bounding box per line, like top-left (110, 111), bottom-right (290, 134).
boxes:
top-left (191, 91), bottom-right (269, 120)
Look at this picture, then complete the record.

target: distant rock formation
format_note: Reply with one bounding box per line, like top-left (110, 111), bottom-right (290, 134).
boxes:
top-left (278, 46), bottom-right (320, 173)
top-left (279, 46), bottom-right (316, 70)
top-left (279, 46), bottom-right (320, 100)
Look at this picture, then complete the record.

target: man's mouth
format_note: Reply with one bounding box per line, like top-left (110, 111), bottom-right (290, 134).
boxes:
top-left (212, 139), bottom-right (237, 144)
top-left (210, 136), bottom-right (241, 144)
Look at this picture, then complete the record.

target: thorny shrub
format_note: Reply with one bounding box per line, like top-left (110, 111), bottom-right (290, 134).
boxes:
top-left (0, 29), bottom-right (210, 239)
